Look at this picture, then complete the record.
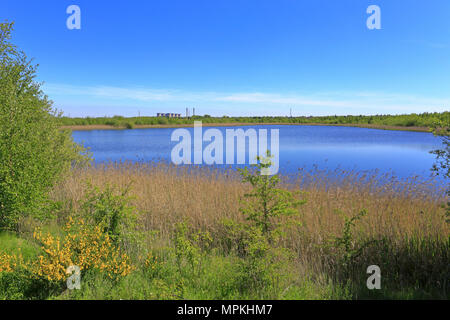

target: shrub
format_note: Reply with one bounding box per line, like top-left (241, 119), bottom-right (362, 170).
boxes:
top-left (32, 217), bottom-right (134, 282)
top-left (173, 222), bottom-right (210, 277)
top-left (229, 156), bottom-right (304, 294)
top-left (238, 154), bottom-right (305, 241)
top-left (80, 183), bottom-right (139, 246)
top-left (331, 209), bottom-right (378, 271)
top-left (0, 251), bottom-right (18, 273)
top-left (0, 216), bottom-right (135, 299)
top-left (124, 122), bottom-right (134, 129)
top-left (143, 251), bottom-right (162, 278)
top-left (157, 117), bottom-right (169, 125)
top-left (0, 268), bottom-right (60, 300)
top-left (0, 22), bottom-right (89, 231)
top-left (235, 227), bottom-right (276, 292)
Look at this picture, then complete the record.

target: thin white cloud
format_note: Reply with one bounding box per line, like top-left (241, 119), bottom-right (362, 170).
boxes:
top-left (45, 84), bottom-right (176, 101)
top-left (217, 93), bottom-right (358, 107)
top-left (44, 83), bottom-right (450, 116)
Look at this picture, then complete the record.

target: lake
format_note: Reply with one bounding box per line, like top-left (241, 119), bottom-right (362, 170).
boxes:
top-left (72, 125), bottom-right (444, 181)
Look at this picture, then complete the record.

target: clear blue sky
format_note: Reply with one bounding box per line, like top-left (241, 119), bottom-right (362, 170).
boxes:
top-left (1, 0), bottom-right (449, 117)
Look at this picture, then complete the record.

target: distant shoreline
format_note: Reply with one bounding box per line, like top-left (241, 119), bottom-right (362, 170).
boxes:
top-left (61, 122), bottom-right (432, 133)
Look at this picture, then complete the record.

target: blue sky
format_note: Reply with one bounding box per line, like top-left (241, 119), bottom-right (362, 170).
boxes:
top-left (1, 0), bottom-right (449, 117)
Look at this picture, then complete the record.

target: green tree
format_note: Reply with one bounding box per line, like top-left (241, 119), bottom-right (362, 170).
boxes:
top-left (0, 22), bottom-right (89, 231)
top-left (231, 155), bottom-right (305, 294)
top-left (238, 153), bottom-right (305, 241)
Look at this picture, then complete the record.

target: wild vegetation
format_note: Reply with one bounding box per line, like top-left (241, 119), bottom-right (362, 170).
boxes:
top-left (1, 161), bottom-right (448, 299)
top-left (59, 112), bottom-right (449, 132)
top-left (1, 21), bottom-right (449, 300)
top-left (0, 22), bottom-right (88, 232)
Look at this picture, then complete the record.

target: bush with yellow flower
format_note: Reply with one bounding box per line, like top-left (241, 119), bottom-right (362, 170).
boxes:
top-left (32, 216), bottom-right (134, 282)
top-left (1, 216), bottom-right (134, 285)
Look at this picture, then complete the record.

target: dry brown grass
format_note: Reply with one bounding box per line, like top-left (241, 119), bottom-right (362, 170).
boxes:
top-left (51, 162), bottom-right (448, 245)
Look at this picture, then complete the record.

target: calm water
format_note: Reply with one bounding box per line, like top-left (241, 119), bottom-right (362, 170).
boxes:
top-left (72, 125), bottom-right (444, 180)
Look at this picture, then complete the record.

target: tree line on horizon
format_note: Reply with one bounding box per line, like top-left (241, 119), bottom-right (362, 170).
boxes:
top-left (59, 111), bottom-right (449, 129)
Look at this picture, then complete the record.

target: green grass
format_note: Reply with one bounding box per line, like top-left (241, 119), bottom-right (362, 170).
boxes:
top-left (1, 223), bottom-right (448, 300)
top-left (58, 111), bottom-right (450, 130)
top-left (52, 249), bottom-right (344, 300)
top-left (0, 232), bottom-right (41, 262)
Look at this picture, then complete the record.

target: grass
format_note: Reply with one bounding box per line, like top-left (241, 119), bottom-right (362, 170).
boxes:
top-left (0, 232), bottom-right (41, 262)
top-left (61, 122), bottom-right (433, 133)
top-left (58, 112), bottom-right (450, 132)
top-left (1, 162), bottom-right (448, 300)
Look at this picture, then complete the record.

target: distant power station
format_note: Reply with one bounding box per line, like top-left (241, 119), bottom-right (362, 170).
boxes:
top-left (157, 108), bottom-right (196, 118)
top-left (156, 113), bottom-right (181, 118)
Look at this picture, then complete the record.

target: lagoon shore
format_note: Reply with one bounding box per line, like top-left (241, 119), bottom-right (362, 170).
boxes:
top-left (61, 122), bottom-right (432, 132)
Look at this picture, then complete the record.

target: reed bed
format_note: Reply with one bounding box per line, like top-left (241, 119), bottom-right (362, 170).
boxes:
top-left (52, 161), bottom-right (447, 241)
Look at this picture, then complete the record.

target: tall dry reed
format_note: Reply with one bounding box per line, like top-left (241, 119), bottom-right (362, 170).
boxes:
top-left (52, 161), bottom-right (447, 241)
